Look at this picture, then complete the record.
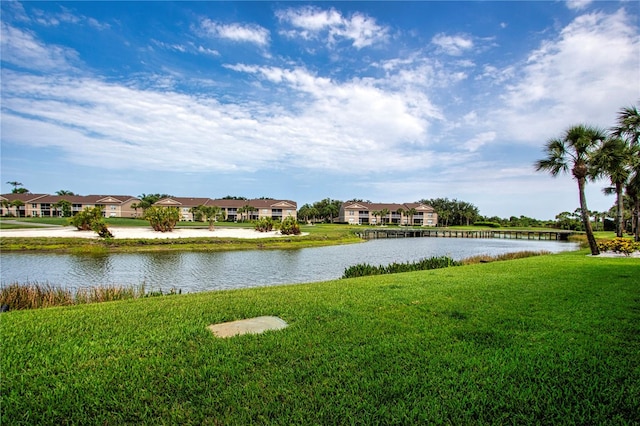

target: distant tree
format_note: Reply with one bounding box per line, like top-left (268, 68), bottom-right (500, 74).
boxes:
top-left (396, 207), bottom-right (405, 225)
top-left (238, 205), bottom-right (257, 222)
top-left (6, 181), bottom-right (23, 192)
top-left (130, 202), bottom-right (141, 218)
top-left (143, 206), bottom-right (180, 232)
top-left (298, 204), bottom-right (320, 223)
top-left (137, 194), bottom-right (173, 210)
top-left (53, 199), bottom-right (72, 217)
top-left (10, 200), bottom-right (25, 217)
top-left (535, 124), bottom-right (606, 255)
top-left (380, 208), bottom-right (390, 225)
top-left (406, 207), bottom-right (417, 226)
top-left (313, 198), bottom-right (341, 223)
top-left (221, 195), bottom-right (248, 200)
top-left (198, 205), bottom-right (223, 231)
top-left (592, 137), bottom-right (637, 237)
top-left (12, 187), bottom-right (29, 194)
top-left (55, 190), bottom-right (75, 196)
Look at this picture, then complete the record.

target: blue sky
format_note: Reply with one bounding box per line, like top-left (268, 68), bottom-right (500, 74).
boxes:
top-left (1, 1), bottom-right (638, 219)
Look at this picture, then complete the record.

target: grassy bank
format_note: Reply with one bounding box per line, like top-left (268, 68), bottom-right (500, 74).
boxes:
top-left (0, 224), bottom-right (363, 253)
top-left (2, 251), bottom-right (638, 424)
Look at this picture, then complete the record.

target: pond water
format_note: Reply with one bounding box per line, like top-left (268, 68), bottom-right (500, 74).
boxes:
top-left (1, 237), bottom-right (579, 293)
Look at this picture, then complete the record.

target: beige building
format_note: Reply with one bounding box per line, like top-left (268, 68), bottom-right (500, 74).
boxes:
top-left (339, 201), bottom-right (437, 226)
top-left (154, 197), bottom-right (298, 222)
top-left (0, 194), bottom-right (141, 218)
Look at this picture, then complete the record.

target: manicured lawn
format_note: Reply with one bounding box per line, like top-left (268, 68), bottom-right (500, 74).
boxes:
top-left (2, 251), bottom-right (638, 424)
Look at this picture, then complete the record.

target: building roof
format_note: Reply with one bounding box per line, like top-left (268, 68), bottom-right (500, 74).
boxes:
top-left (154, 198), bottom-right (297, 209)
top-left (342, 201), bottom-right (435, 212)
top-left (0, 193), bottom-right (48, 203)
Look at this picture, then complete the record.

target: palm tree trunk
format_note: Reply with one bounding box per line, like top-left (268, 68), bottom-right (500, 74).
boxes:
top-left (578, 178), bottom-right (599, 255)
top-left (634, 198), bottom-right (640, 242)
top-left (616, 183), bottom-right (624, 238)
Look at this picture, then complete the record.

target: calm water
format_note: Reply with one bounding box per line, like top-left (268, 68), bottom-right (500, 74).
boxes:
top-left (1, 238), bottom-right (579, 293)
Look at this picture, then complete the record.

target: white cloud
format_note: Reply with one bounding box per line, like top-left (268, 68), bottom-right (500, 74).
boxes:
top-left (199, 19), bottom-right (269, 46)
top-left (495, 9), bottom-right (639, 144)
top-left (1, 59), bottom-right (446, 176)
top-left (431, 33), bottom-right (474, 56)
top-left (463, 131), bottom-right (496, 152)
top-left (276, 6), bottom-right (389, 49)
top-left (0, 23), bottom-right (79, 71)
top-left (565, 0), bottom-right (593, 11)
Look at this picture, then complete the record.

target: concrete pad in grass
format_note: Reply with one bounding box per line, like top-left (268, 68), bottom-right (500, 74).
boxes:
top-left (208, 316), bottom-right (288, 338)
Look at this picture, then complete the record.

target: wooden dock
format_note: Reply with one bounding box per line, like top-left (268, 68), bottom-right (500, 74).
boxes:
top-left (355, 228), bottom-right (576, 241)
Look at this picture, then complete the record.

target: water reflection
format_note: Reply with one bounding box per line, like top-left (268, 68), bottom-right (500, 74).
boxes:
top-left (1, 238), bottom-right (579, 293)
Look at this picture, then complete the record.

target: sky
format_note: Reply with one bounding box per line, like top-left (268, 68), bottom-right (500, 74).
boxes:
top-left (1, 1), bottom-right (638, 220)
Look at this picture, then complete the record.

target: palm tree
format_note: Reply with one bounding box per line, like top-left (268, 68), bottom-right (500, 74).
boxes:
top-left (612, 105), bottom-right (640, 146)
top-left (380, 208), bottom-right (390, 226)
top-left (627, 172), bottom-right (640, 241)
top-left (535, 124), bottom-right (606, 255)
top-left (612, 104), bottom-right (640, 241)
top-left (199, 206), bottom-right (222, 230)
top-left (396, 207), bottom-right (405, 225)
top-left (592, 137), bottom-right (637, 237)
top-left (406, 207), bottom-right (417, 227)
top-left (55, 190), bottom-right (75, 196)
top-left (6, 181), bottom-right (23, 192)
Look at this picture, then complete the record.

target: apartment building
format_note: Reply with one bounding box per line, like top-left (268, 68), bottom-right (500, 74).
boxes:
top-left (339, 201), bottom-right (438, 226)
top-left (153, 197), bottom-right (298, 222)
top-left (0, 193), bottom-right (141, 218)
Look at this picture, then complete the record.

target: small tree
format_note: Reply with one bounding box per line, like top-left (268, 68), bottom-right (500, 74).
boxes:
top-left (144, 206), bottom-right (180, 232)
top-left (198, 205), bottom-right (223, 231)
top-left (279, 216), bottom-right (301, 235)
top-left (54, 200), bottom-right (72, 217)
top-left (10, 200), bottom-right (25, 217)
top-left (70, 206), bottom-right (113, 238)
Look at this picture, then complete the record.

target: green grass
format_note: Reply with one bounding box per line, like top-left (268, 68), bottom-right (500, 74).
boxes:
top-left (2, 251), bottom-right (639, 424)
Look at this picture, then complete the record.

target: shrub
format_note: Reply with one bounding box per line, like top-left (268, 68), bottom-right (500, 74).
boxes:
top-left (70, 206), bottom-right (104, 231)
top-left (279, 216), bottom-right (301, 235)
top-left (255, 217), bottom-right (275, 232)
top-left (69, 206), bottom-right (112, 238)
top-left (144, 206), bottom-right (180, 232)
top-left (597, 238), bottom-right (640, 255)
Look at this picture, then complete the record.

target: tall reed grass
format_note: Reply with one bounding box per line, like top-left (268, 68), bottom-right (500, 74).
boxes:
top-left (0, 282), bottom-right (181, 311)
top-left (460, 250), bottom-right (551, 265)
top-left (342, 251), bottom-right (552, 278)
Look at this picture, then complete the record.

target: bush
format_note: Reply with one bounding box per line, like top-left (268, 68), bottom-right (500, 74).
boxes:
top-left (70, 206), bottom-right (104, 231)
top-left (144, 206), bottom-right (180, 232)
top-left (597, 238), bottom-right (640, 255)
top-left (255, 217), bottom-right (275, 232)
top-left (69, 206), bottom-right (112, 238)
top-left (279, 216), bottom-right (301, 235)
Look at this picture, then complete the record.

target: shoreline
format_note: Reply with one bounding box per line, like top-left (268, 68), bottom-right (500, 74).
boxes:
top-left (0, 226), bottom-right (307, 240)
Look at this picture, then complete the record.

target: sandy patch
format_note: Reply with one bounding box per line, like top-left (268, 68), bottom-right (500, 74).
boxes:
top-left (0, 226), bottom-right (306, 240)
top-left (589, 251), bottom-right (640, 258)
